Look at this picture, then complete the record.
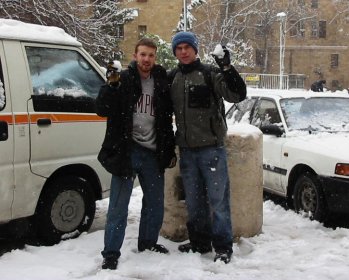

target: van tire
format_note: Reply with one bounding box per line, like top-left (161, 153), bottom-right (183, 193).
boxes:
top-left (35, 175), bottom-right (96, 245)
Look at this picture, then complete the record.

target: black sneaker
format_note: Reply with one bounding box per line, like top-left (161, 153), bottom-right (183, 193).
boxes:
top-left (178, 243), bottom-right (212, 254)
top-left (139, 244), bottom-right (169, 254)
top-left (102, 256), bottom-right (118, 270)
top-left (214, 250), bottom-right (232, 264)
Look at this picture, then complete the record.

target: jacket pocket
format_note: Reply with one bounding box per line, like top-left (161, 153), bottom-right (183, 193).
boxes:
top-left (97, 147), bottom-right (118, 174)
top-left (188, 85), bottom-right (210, 108)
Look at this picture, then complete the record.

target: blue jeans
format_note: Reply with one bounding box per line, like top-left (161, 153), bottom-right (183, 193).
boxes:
top-left (179, 146), bottom-right (233, 252)
top-left (102, 143), bottom-right (165, 259)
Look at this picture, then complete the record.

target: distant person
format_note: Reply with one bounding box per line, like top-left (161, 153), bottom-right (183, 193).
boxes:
top-left (169, 31), bottom-right (246, 264)
top-left (96, 38), bottom-right (176, 270)
top-left (311, 80), bottom-right (326, 92)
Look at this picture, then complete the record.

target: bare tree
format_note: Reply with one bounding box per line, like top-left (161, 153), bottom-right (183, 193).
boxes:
top-left (176, 0), bottom-right (207, 32)
top-left (191, 0), bottom-right (317, 72)
top-left (0, 0), bottom-right (136, 64)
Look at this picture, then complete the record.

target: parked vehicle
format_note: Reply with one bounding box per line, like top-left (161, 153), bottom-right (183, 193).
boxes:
top-left (0, 19), bottom-right (111, 244)
top-left (226, 88), bottom-right (349, 222)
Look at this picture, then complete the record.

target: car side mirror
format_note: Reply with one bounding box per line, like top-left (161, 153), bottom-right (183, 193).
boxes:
top-left (260, 124), bottom-right (284, 137)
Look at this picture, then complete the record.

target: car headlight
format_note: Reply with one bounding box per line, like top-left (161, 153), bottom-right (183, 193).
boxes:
top-left (335, 163), bottom-right (349, 176)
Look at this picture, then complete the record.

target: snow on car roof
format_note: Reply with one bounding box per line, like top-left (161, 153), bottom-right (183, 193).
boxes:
top-left (247, 87), bottom-right (349, 99)
top-left (0, 19), bottom-right (81, 47)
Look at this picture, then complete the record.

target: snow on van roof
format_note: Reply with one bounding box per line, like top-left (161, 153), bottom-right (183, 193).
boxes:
top-left (0, 19), bottom-right (81, 47)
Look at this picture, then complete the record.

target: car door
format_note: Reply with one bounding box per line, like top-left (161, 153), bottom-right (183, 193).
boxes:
top-left (251, 98), bottom-right (287, 194)
top-left (0, 43), bottom-right (14, 221)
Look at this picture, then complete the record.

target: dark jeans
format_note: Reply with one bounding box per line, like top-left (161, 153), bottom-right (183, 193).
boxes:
top-left (102, 143), bottom-right (164, 259)
top-left (179, 146), bottom-right (233, 252)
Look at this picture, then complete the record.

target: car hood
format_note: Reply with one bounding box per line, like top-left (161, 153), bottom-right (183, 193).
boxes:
top-left (285, 132), bottom-right (349, 160)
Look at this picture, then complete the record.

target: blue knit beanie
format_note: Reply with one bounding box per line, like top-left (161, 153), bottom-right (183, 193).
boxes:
top-left (171, 31), bottom-right (198, 55)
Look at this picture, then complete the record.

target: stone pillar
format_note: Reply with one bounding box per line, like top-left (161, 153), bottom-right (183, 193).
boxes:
top-left (161, 124), bottom-right (263, 241)
top-left (161, 150), bottom-right (188, 241)
top-left (226, 124), bottom-right (263, 239)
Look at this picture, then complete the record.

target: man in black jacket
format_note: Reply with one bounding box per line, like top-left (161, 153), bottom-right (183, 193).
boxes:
top-left (311, 79), bottom-right (326, 92)
top-left (96, 38), bottom-right (176, 270)
top-left (170, 31), bottom-right (246, 264)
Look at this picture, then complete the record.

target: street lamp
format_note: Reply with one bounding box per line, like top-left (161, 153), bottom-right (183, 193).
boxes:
top-left (183, 0), bottom-right (187, 31)
top-left (277, 12), bottom-right (286, 89)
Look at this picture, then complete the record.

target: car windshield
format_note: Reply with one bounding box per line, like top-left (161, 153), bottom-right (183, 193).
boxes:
top-left (280, 97), bottom-right (349, 132)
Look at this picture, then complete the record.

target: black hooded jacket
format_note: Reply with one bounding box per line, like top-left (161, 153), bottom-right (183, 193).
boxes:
top-left (95, 61), bottom-right (176, 178)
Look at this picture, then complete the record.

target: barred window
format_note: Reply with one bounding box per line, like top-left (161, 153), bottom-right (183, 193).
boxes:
top-left (311, 0), bottom-right (318, 9)
top-left (116, 24), bottom-right (124, 39)
top-left (138, 25), bottom-right (147, 39)
top-left (331, 54), bottom-right (339, 68)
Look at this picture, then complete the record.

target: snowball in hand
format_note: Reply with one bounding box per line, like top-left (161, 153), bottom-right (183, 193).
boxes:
top-left (212, 44), bottom-right (224, 58)
top-left (110, 60), bottom-right (122, 72)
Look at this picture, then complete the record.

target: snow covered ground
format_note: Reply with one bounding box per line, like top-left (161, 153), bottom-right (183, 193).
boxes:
top-left (1, 186), bottom-right (349, 280)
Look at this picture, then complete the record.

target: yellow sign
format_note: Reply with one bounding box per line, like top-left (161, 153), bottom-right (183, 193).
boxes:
top-left (246, 75), bottom-right (260, 82)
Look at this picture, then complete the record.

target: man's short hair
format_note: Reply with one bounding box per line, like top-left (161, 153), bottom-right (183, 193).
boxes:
top-left (135, 38), bottom-right (157, 53)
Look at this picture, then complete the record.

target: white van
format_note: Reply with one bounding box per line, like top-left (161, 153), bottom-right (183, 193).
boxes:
top-left (0, 19), bottom-right (111, 244)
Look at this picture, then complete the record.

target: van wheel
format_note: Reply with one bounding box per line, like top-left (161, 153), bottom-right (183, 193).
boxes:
top-left (293, 173), bottom-right (328, 222)
top-left (35, 175), bottom-right (96, 245)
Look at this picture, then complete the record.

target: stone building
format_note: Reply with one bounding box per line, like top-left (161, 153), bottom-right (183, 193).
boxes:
top-left (119, 0), bottom-right (183, 63)
top-left (253, 0), bottom-right (349, 90)
top-left (120, 0), bottom-right (349, 90)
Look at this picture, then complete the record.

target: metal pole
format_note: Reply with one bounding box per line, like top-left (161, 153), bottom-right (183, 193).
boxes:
top-left (277, 12), bottom-right (286, 89)
top-left (279, 18), bottom-right (283, 89)
top-left (183, 0), bottom-right (187, 31)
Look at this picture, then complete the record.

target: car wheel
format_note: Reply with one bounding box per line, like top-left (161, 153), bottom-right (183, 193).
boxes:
top-left (35, 175), bottom-right (96, 245)
top-left (293, 173), bottom-right (328, 222)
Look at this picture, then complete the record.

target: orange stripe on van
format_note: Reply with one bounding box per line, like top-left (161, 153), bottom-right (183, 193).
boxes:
top-left (0, 113), bottom-right (106, 125)
top-left (0, 114), bottom-right (14, 124)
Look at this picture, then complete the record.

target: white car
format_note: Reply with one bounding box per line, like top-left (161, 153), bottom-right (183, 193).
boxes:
top-left (226, 88), bottom-right (349, 222)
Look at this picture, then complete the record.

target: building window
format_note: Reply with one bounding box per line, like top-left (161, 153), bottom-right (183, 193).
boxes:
top-left (289, 20), bottom-right (305, 37)
top-left (138, 25), bottom-right (147, 39)
top-left (311, 20), bottom-right (318, 37)
top-left (311, 0), bottom-right (318, 9)
top-left (289, 20), bottom-right (297, 37)
top-left (255, 49), bottom-right (265, 67)
top-left (255, 20), bottom-right (265, 37)
top-left (331, 54), bottom-right (339, 68)
top-left (298, 20), bottom-right (305, 37)
top-left (116, 24), bottom-right (124, 39)
top-left (319, 20), bottom-right (326, 38)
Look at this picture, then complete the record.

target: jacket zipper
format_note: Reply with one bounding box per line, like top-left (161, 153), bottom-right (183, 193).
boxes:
top-left (184, 75), bottom-right (189, 146)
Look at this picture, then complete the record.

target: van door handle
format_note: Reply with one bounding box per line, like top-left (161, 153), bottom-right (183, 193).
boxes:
top-left (0, 121), bottom-right (8, 141)
top-left (37, 118), bottom-right (52, 126)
